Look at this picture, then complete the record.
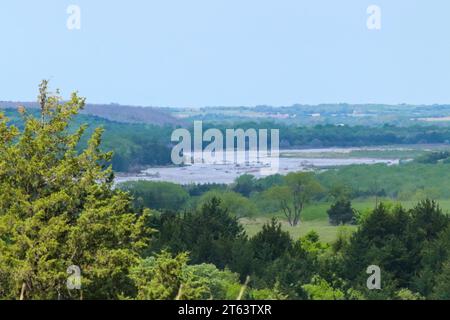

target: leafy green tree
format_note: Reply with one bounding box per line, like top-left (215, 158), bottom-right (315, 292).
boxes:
top-left (265, 172), bottom-right (323, 226)
top-left (131, 253), bottom-right (251, 300)
top-left (302, 276), bottom-right (345, 300)
top-left (232, 174), bottom-right (257, 197)
top-left (254, 174), bottom-right (284, 191)
top-left (184, 263), bottom-right (242, 300)
top-left (328, 183), bottom-right (352, 200)
top-left (0, 82), bottom-right (151, 300)
top-left (299, 231), bottom-right (329, 256)
top-left (197, 190), bottom-right (257, 218)
top-left (130, 251), bottom-right (208, 300)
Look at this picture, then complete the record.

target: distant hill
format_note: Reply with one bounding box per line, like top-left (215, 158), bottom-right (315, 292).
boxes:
top-left (171, 104), bottom-right (450, 126)
top-left (0, 101), bottom-right (184, 126)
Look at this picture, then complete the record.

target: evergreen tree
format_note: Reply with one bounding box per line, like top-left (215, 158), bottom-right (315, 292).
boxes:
top-left (0, 82), bottom-right (151, 300)
top-left (327, 198), bottom-right (356, 225)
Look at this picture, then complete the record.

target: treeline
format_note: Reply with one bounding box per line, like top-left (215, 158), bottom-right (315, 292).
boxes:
top-left (120, 161), bottom-right (450, 222)
top-left (4, 107), bottom-right (450, 172)
top-left (0, 108), bottom-right (174, 172)
top-left (203, 122), bottom-right (450, 148)
top-left (317, 162), bottom-right (450, 200)
top-left (103, 122), bottom-right (450, 171)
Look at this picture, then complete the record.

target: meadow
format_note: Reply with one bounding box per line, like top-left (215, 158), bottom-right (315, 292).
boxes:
top-left (241, 199), bottom-right (450, 243)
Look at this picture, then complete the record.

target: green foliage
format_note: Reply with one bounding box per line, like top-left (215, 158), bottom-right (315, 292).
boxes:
top-left (331, 226), bottom-right (353, 254)
top-left (184, 264), bottom-right (242, 300)
top-left (413, 224), bottom-right (450, 297)
top-left (395, 289), bottom-right (424, 300)
top-left (431, 260), bottom-right (450, 299)
top-left (3, 84), bottom-right (450, 301)
top-left (327, 199), bottom-right (356, 225)
top-left (251, 218), bottom-right (292, 262)
top-left (249, 220), bottom-right (319, 299)
top-left (119, 181), bottom-right (189, 212)
top-left (340, 200), bottom-right (449, 299)
top-left (265, 172), bottom-right (323, 226)
top-left (199, 121), bottom-right (450, 147)
top-left (249, 282), bottom-right (288, 300)
top-left (415, 151), bottom-right (450, 164)
top-left (0, 82), bottom-right (151, 300)
top-left (302, 276), bottom-right (345, 300)
top-left (232, 174), bottom-right (257, 197)
top-left (150, 197), bottom-right (247, 270)
top-left (0, 107), bottom-right (174, 173)
top-left (318, 162), bottom-right (450, 200)
top-left (130, 251), bottom-right (209, 300)
top-left (196, 190), bottom-right (258, 218)
top-left (299, 231), bottom-right (329, 256)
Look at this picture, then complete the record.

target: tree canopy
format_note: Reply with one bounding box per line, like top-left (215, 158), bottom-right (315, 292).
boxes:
top-left (0, 82), bottom-right (151, 299)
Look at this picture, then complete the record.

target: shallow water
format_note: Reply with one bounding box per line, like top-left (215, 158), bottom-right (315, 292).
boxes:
top-left (115, 148), bottom-right (398, 185)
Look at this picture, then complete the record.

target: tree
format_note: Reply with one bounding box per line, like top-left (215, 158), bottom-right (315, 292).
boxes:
top-left (196, 190), bottom-right (257, 218)
top-left (251, 218), bottom-right (292, 263)
top-left (183, 263), bottom-right (242, 300)
top-left (328, 184), bottom-right (352, 200)
top-left (265, 172), bottom-right (323, 226)
top-left (413, 224), bottom-right (450, 297)
top-left (130, 251), bottom-right (209, 300)
top-left (341, 200), bottom-right (449, 299)
top-left (341, 203), bottom-right (410, 298)
top-left (431, 260), bottom-right (450, 300)
top-left (0, 82), bottom-right (151, 300)
top-left (327, 198), bottom-right (356, 225)
top-left (232, 174), bottom-right (257, 197)
top-left (302, 276), bottom-right (345, 300)
top-left (150, 197), bottom-right (247, 270)
top-left (248, 219), bottom-right (322, 299)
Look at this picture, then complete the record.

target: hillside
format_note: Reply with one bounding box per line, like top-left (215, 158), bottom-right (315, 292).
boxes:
top-left (0, 101), bottom-right (183, 126)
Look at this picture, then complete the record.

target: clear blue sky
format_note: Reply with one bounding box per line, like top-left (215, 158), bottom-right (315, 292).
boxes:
top-left (1, 1), bottom-right (450, 107)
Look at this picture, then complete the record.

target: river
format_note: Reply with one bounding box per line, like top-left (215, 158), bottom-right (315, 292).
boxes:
top-left (115, 147), bottom-right (400, 185)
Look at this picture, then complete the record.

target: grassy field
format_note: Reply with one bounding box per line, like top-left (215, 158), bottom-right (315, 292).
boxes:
top-left (241, 199), bottom-right (450, 243)
top-left (240, 217), bottom-right (356, 243)
top-left (281, 144), bottom-right (450, 161)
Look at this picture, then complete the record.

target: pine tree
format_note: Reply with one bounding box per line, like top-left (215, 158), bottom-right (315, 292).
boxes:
top-left (0, 82), bottom-right (151, 300)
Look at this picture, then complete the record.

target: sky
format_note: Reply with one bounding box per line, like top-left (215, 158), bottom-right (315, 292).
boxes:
top-left (1, 0), bottom-right (450, 107)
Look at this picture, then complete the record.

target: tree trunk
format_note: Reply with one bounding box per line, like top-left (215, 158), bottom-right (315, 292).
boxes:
top-left (237, 276), bottom-right (250, 300)
top-left (19, 282), bottom-right (26, 300)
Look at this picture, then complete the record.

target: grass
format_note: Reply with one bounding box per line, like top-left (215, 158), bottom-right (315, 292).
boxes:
top-left (240, 217), bottom-right (356, 243)
top-left (241, 199), bottom-right (450, 244)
